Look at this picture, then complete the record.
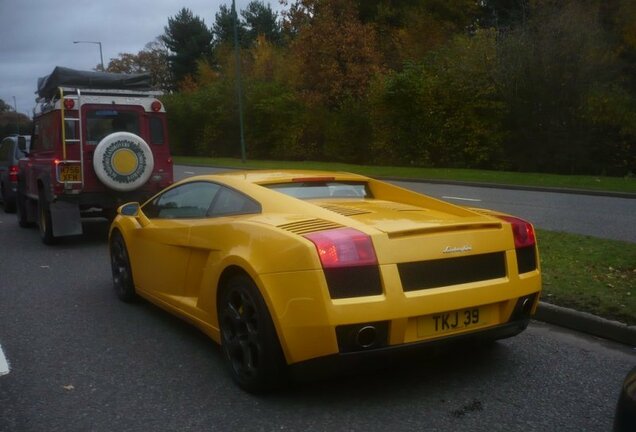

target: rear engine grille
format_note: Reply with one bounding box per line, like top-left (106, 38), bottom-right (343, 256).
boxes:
top-left (319, 205), bottom-right (371, 216)
top-left (398, 252), bottom-right (506, 291)
top-left (277, 219), bottom-right (343, 235)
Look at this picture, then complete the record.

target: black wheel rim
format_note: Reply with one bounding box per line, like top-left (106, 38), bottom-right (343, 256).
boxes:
top-left (221, 287), bottom-right (262, 380)
top-left (111, 239), bottom-right (130, 296)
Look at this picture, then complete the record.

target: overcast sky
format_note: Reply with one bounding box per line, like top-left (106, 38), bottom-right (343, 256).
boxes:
top-left (0, 0), bottom-right (281, 118)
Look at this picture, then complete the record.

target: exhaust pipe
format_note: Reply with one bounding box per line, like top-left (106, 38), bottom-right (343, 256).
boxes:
top-left (355, 325), bottom-right (377, 349)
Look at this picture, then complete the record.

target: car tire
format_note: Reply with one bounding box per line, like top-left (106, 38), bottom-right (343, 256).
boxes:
top-left (93, 132), bottom-right (154, 192)
top-left (37, 189), bottom-right (56, 245)
top-left (110, 231), bottom-right (137, 302)
top-left (218, 275), bottom-right (287, 393)
top-left (16, 190), bottom-right (31, 228)
top-left (2, 183), bottom-right (16, 213)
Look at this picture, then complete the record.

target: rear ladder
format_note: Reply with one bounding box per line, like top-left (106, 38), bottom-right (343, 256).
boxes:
top-left (56, 87), bottom-right (84, 190)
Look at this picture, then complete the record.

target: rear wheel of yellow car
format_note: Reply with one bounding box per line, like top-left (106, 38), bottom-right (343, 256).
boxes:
top-left (110, 232), bottom-right (137, 302)
top-left (218, 275), bottom-right (286, 393)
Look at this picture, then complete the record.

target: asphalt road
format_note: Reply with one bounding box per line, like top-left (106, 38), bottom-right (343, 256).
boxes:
top-left (174, 164), bottom-right (636, 243)
top-left (0, 168), bottom-right (634, 431)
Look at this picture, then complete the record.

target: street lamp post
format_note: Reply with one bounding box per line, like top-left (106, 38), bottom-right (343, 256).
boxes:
top-left (12, 96), bottom-right (19, 135)
top-left (231, 0), bottom-right (247, 163)
top-left (73, 40), bottom-right (104, 71)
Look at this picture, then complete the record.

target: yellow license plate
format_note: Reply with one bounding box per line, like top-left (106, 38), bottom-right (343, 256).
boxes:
top-left (60, 165), bottom-right (81, 182)
top-left (416, 306), bottom-right (490, 338)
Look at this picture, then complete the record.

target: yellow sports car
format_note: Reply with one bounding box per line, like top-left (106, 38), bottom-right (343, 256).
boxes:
top-left (109, 170), bottom-right (541, 392)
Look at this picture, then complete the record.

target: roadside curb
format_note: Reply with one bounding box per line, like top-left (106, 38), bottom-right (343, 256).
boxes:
top-left (535, 302), bottom-right (636, 346)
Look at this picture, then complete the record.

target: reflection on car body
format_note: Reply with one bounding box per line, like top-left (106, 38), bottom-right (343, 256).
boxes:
top-left (109, 170), bottom-right (542, 392)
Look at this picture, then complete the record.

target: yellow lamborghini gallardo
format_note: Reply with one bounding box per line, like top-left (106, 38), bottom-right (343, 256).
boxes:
top-left (109, 170), bottom-right (541, 392)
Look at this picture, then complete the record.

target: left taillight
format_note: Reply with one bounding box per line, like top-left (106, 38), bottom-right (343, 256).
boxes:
top-left (499, 216), bottom-right (536, 248)
top-left (9, 165), bottom-right (18, 182)
top-left (304, 228), bottom-right (382, 299)
top-left (304, 228), bottom-right (378, 268)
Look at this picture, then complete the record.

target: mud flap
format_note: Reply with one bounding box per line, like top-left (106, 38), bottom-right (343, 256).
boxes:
top-left (50, 201), bottom-right (83, 236)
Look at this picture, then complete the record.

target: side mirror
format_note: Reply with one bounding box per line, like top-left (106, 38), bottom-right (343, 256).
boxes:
top-left (17, 136), bottom-right (28, 153)
top-left (119, 202), bottom-right (140, 217)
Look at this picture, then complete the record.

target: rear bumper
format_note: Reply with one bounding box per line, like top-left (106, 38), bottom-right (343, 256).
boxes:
top-left (290, 318), bottom-right (531, 379)
top-left (258, 264), bottom-right (542, 365)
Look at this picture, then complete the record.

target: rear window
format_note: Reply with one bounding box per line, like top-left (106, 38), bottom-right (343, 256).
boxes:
top-left (149, 116), bottom-right (165, 145)
top-left (86, 110), bottom-right (139, 145)
top-left (267, 181), bottom-right (371, 199)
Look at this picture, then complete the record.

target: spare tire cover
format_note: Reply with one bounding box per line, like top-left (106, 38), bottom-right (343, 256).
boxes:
top-left (93, 132), bottom-right (154, 192)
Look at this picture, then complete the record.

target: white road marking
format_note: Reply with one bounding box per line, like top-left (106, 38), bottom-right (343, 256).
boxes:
top-left (183, 171), bottom-right (196, 175)
top-left (0, 344), bottom-right (9, 376)
top-left (442, 196), bottom-right (482, 202)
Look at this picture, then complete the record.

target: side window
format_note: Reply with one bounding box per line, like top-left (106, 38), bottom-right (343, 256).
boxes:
top-left (31, 123), bottom-right (41, 151)
top-left (209, 187), bottom-right (261, 217)
top-left (143, 182), bottom-right (221, 219)
top-left (39, 116), bottom-right (54, 150)
top-left (149, 116), bottom-right (164, 145)
top-left (0, 140), bottom-right (8, 162)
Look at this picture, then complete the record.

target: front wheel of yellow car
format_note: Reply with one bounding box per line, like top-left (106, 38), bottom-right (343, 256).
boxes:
top-left (219, 275), bottom-right (287, 393)
top-left (110, 232), bottom-right (137, 302)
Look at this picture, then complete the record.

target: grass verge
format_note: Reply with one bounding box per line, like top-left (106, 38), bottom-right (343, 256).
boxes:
top-left (174, 156), bottom-right (636, 194)
top-left (538, 230), bottom-right (636, 325)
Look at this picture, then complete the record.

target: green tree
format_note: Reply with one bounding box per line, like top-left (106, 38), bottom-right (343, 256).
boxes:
top-left (495, 1), bottom-right (624, 174)
top-left (371, 30), bottom-right (506, 168)
top-left (0, 99), bottom-right (13, 113)
top-left (242, 1), bottom-right (282, 46)
top-left (161, 8), bottom-right (213, 88)
top-left (212, 4), bottom-right (247, 48)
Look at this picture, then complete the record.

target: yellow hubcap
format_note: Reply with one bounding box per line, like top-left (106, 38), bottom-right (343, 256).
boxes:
top-left (111, 149), bottom-right (138, 175)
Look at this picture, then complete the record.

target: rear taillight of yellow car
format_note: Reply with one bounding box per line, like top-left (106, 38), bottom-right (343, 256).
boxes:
top-left (498, 216), bottom-right (538, 274)
top-left (304, 228), bottom-right (382, 298)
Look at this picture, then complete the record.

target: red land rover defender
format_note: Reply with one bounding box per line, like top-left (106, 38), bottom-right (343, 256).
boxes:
top-left (16, 66), bottom-right (173, 244)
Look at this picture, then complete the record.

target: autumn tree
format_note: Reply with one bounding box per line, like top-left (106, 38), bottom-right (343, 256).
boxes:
top-left (107, 38), bottom-right (172, 91)
top-left (356, 0), bottom-right (481, 68)
top-left (286, 0), bottom-right (383, 108)
top-left (161, 8), bottom-right (213, 88)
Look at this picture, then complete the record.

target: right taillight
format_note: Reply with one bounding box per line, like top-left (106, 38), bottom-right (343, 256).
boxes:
top-left (499, 216), bottom-right (536, 248)
top-left (9, 165), bottom-right (18, 182)
top-left (499, 216), bottom-right (538, 274)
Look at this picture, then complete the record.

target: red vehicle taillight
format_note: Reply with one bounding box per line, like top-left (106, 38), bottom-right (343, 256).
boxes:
top-left (63, 98), bottom-right (75, 110)
top-left (499, 216), bottom-right (536, 248)
top-left (304, 228), bottom-right (378, 268)
top-left (9, 165), bottom-right (18, 182)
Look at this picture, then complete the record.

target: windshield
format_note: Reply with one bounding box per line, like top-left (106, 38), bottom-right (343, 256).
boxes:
top-left (86, 109), bottom-right (140, 145)
top-left (266, 181), bottom-right (371, 200)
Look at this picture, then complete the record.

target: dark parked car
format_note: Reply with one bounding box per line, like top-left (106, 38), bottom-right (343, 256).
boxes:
top-left (0, 135), bottom-right (30, 213)
top-left (614, 366), bottom-right (636, 432)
